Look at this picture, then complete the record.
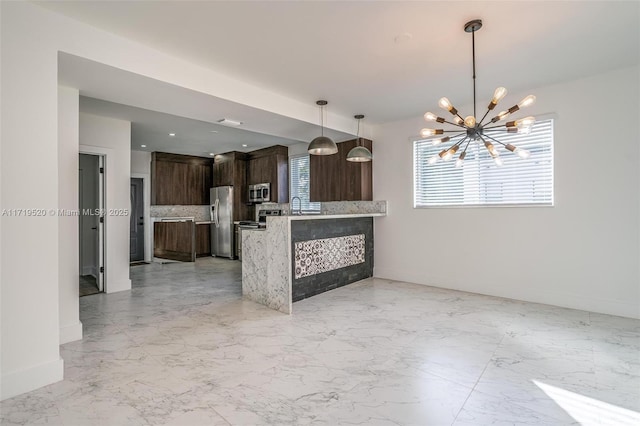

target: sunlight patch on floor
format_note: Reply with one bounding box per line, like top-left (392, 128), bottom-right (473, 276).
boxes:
top-left (534, 380), bottom-right (640, 426)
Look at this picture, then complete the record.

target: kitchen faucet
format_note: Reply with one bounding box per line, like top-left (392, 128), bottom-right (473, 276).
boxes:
top-left (291, 196), bottom-right (302, 215)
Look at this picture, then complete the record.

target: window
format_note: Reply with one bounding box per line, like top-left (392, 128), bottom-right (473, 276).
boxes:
top-left (414, 119), bottom-right (554, 207)
top-left (289, 155), bottom-right (321, 212)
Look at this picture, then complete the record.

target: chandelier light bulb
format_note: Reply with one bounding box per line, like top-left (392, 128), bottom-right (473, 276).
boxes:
top-left (492, 87), bottom-right (508, 103)
top-left (516, 148), bottom-right (531, 159)
top-left (507, 116), bottom-right (536, 128)
top-left (432, 136), bottom-right (450, 146)
top-left (494, 156), bottom-right (504, 166)
top-left (420, 128), bottom-right (444, 138)
top-left (455, 151), bottom-right (467, 168)
top-left (452, 116), bottom-right (464, 125)
top-left (507, 126), bottom-right (532, 134)
top-left (428, 154), bottom-right (440, 164)
top-left (518, 95), bottom-right (536, 108)
top-left (464, 115), bottom-right (476, 127)
top-left (484, 141), bottom-right (499, 157)
top-left (442, 145), bottom-right (459, 161)
top-left (424, 112), bottom-right (438, 121)
top-left (438, 97), bottom-right (453, 111)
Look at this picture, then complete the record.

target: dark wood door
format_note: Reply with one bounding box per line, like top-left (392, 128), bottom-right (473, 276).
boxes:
top-left (153, 221), bottom-right (195, 262)
top-left (130, 178), bottom-right (145, 262)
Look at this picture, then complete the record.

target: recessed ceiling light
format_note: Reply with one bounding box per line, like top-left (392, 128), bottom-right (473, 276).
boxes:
top-left (168, 133), bottom-right (176, 137)
top-left (140, 145), bottom-right (147, 148)
top-left (210, 130), bottom-right (218, 133)
top-left (242, 144), bottom-right (248, 147)
top-left (217, 118), bottom-right (242, 126)
top-left (209, 153), bottom-right (215, 156)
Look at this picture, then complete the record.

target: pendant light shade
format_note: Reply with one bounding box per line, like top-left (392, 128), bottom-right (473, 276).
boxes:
top-left (347, 114), bottom-right (373, 162)
top-left (308, 100), bottom-right (338, 155)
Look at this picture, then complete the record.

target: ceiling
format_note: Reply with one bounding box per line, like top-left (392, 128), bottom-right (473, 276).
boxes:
top-left (80, 97), bottom-right (305, 156)
top-left (39, 1), bottom-right (639, 124)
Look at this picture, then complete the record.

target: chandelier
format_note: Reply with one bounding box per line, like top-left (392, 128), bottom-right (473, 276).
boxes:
top-left (421, 19), bottom-right (535, 167)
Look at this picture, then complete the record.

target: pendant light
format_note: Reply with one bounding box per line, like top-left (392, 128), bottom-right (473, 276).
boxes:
top-left (421, 19), bottom-right (535, 167)
top-left (308, 100), bottom-right (338, 155)
top-left (346, 114), bottom-right (373, 162)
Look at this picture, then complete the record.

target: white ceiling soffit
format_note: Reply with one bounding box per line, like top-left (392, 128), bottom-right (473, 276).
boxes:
top-left (59, 53), bottom-right (356, 149)
top-left (42, 1), bottom-right (639, 124)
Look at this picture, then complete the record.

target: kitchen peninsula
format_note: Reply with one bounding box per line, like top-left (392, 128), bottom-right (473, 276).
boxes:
top-left (241, 201), bottom-right (386, 314)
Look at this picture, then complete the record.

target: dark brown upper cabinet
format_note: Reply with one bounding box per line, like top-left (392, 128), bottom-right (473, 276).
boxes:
top-left (212, 151), bottom-right (249, 221)
top-left (247, 145), bottom-right (289, 203)
top-left (310, 138), bottom-right (373, 202)
top-left (151, 152), bottom-right (213, 205)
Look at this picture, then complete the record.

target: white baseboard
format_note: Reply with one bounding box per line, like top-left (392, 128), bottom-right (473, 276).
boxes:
top-left (1, 357), bottom-right (64, 401)
top-left (373, 267), bottom-right (640, 320)
top-left (59, 321), bottom-right (83, 344)
top-left (106, 279), bottom-right (131, 294)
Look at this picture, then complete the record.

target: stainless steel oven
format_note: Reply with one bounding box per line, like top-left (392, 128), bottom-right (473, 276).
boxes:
top-left (248, 183), bottom-right (270, 203)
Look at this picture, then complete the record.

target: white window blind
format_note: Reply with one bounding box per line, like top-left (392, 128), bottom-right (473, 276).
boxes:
top-left (414, 119), bottom-right (554, 207)
top-left (289, 155), bottom-right (321, 211)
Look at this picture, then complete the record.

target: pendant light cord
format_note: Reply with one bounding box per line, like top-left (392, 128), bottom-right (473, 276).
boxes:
top-left (472, 29), bottom-right (477, 119)
top-left (320, 105), bottom-right (324, 137)
top-left (356, 119), bottom-right (361, 146)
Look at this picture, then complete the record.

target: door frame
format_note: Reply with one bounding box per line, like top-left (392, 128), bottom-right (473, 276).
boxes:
top-left (79, 146), bottom-right (108, 293)
top-left (131, 172), bottom-right (151, 263)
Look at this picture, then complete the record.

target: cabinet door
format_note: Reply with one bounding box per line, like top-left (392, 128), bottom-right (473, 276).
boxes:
top-left (154, 221), bottom-right (195, 262)
top-left (213, 155), bottom-right (234, 186)
top-left (310, 150), bottom-right (341, 202)
top-left (195, 223), bottom-right (211, 257)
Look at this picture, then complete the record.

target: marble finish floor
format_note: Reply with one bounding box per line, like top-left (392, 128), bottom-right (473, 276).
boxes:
top-left (1, 257), bottom-right (639, 425)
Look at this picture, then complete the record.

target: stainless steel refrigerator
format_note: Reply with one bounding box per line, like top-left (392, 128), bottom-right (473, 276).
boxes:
top-left (210, 186), bottom-right (234, 259)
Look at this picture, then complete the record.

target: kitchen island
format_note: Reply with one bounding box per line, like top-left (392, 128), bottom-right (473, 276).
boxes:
top-left (241, 203), bottom-right (386, 314)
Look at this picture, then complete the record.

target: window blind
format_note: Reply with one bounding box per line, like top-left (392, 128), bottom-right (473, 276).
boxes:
top-left (289, 155), bottom-right (321, 211)
top-left (414, 119), bottom-right (554, 207)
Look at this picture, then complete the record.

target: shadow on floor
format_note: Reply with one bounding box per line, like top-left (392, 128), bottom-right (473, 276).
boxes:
top-left (79, 275), bottom-right (99, 297)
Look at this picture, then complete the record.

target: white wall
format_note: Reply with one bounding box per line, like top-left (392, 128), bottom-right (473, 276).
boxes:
top-left (131, 150), bottom-right (152, 262)
top-left (373, 66), bottom-right (640, 319)
top-left (1, 3), bottom-right (64, 400)
top-left (80, 113), bottom-right (132, 294)
top-left (58, 86), bottom-right (82, 345)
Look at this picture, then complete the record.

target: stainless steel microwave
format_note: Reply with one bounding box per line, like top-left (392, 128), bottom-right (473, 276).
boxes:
top-left (248, 183), bottom-right (270, 203)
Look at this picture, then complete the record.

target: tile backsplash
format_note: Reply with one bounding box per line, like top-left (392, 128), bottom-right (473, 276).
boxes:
top-left (150, 205), bottom-right (210, 222)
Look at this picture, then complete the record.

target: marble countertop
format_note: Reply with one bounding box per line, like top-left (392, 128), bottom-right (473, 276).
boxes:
top-left (152, 216), bottom-right (195, 222)
top-left (284, 213), bottom-right (386, 221)
top-left (195, 221), bottom-right (212, 225)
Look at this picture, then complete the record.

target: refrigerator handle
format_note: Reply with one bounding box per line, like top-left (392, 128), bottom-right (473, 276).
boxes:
top-left (210, 204), bottom-right (215, 222)
top-left (215, 199), bottom-right (220, 228)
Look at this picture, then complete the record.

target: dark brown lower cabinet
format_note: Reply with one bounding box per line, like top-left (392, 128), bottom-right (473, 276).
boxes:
top-left (196, 223), bottom-right (211, 257)
top-left (154, 221), bottom-right (195, 262)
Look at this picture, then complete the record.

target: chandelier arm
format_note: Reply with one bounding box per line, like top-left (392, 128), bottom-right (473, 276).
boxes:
top-left (478, 107), bottom-right (492, 126)
top-left (461, 137), bottom-right (472, 154)
top-left (482, 133), bottom-right (509, 147)
top-left (482, 126), bottom-right (509, 131)
top-left (441, 135), bottom-right (468, 152)
top-left (443, 120), bottom-right (467, 128)
top-left (442, 130), bottom-right (467, 133)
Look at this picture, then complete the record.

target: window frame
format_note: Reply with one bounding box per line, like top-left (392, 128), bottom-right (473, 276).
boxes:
top-left (412, 116), bottom-right (555, 209)
top-left (289, 153), bottom-right (321, 213)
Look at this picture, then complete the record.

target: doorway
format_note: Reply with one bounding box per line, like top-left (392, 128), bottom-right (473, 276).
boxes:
top-left (79, 153), bottom-right (105, 296)
top-left (130, 177), bottom-right (145, 262)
